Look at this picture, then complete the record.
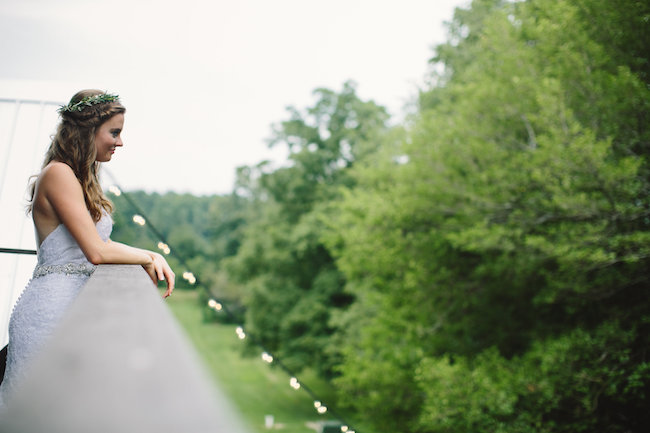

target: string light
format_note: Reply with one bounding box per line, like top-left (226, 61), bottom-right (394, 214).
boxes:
top-left (183, 271), bottom-right (197, 285)
top-left (157, 241), bottom-right (171, 255)
top-left (261, 352), bottom-right (274, 363)
top-left (132, 214), bottom-right (146, 226)
top-left (290, 377), bottom-right (301, 390)
top-left (313, 400), bottom-right (328, 414)
top-left (341, 426), bottom-right (349, 432)
top-left (108, 185), bottom-right (122, 196)
top-left (207, 299), bottom-right (223, 311)
top-left (236, 326), bottom-right (246, 340)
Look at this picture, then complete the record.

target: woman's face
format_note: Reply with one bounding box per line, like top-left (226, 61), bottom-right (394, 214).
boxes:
top-left (94, 113), bottom-right (124, 162)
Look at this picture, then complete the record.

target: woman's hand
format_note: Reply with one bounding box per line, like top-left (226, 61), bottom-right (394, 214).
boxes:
top-left (143, 252), bottom-right (175, 298)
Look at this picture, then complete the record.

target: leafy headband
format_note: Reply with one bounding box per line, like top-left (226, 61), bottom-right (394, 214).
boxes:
top-left (58, 93), bottom-right (120, 114)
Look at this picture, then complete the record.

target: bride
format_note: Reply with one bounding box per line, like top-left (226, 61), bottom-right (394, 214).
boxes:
top-left (0, 90), bottom-right (175, 406)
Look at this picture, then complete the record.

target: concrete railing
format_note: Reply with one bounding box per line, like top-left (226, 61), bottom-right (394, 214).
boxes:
top-left (0, 264), bottom-right (252, 433)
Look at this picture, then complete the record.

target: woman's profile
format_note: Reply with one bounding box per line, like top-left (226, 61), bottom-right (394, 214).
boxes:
top-left (0, 90), bottom-right (175, 406)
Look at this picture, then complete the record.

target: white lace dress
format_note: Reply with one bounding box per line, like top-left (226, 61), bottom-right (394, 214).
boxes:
top-left (0, 214), bottom-right (112, 406)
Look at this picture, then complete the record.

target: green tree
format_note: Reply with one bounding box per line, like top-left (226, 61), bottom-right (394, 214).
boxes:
top-left (325, 0), bottom-right (650, 431)
top-left (224, 81), bottom-right (391, 376)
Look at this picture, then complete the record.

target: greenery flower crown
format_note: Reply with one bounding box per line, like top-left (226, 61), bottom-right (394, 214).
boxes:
top-left (58, 93), bottom-right (120, 114)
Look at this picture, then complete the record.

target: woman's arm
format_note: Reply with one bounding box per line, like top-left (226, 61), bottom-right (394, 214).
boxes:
top-left (40, 163), bottom-right (174, 296)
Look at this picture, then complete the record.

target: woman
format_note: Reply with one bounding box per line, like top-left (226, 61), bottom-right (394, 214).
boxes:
top-left (0, 90), bottom-right (174, 406)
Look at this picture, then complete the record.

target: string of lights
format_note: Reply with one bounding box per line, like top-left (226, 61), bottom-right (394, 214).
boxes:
top-left (105, 176), bottom-right (359, 433)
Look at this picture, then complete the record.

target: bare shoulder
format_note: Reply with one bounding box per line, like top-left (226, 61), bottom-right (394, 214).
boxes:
top-left (35, 161), bottom-right (84, 211)
top-left (41, 161), bottom-right (75, 179)
top-left (39, 161), bottom-right (79, 190)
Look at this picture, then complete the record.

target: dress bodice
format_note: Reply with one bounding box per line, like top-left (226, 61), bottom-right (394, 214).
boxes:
top-left (36, 213), bottom-right (113, 267)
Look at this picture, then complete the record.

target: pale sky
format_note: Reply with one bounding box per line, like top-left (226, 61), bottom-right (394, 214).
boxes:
top-left (0, 0), bottom-right (467, 195)
top-left (0, 0), bottom-right (467, 344)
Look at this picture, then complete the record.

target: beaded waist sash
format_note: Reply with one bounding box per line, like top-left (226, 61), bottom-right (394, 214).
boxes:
top-left (32, 263), bottom-right (96, 279)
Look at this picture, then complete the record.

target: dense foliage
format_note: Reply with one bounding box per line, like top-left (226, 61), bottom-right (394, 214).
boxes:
top-left (324, 1), bottom-right (649, 431)
top-left (223, 81), bottom-right (393, 375)
top-left (110, 1), bottom-right (650, 431)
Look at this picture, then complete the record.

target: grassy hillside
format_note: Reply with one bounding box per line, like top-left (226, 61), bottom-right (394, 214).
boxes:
top-left (164, 288), bottom-right (345, 433)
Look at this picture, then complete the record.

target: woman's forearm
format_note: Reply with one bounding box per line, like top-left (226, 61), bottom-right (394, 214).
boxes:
top-left (86, 239), bottom-right (153, 265)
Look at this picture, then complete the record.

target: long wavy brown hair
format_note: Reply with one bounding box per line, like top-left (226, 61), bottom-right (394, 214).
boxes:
top-left (29, 89), bottom-right (125, 222)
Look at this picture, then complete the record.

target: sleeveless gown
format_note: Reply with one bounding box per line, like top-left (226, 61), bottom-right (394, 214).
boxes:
top-left (0, 213), bottom-right (112, 407)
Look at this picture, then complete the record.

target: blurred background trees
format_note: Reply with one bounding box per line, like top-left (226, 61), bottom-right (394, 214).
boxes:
top-left (110, 0), bottom-right (650, 431)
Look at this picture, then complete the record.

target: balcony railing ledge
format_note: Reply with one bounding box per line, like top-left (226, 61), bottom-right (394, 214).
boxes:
top-left (0, 264), bottom-right (251, 433)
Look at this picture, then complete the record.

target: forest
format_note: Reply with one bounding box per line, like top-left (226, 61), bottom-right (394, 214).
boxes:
top-left (109, 0), bottom-right (650, 431)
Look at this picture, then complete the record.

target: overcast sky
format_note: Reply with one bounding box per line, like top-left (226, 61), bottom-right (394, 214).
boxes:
top-left (0, 0), bottom-right (468, 347)
top-left (0, 0), bottom-right (466, 195)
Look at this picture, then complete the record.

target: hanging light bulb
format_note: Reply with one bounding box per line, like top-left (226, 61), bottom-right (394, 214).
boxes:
top-left (108, 185), bottom-right (122, 196)
top-left (317, 406), bottom-right (327, 414)
top-left (207, 299), bottom-right (222, 311)
top-left (341, 426), bottom-right (349, 432)
top-left (236, 326), bottom-right (246, 339)
top-left (157, 242), bottom-right (171, 255)
top-left (261, 352), bottom-right (273, 363)
top-left (183, 272), bottom-right (196, 284)
top-left (132, 215), bottom-right (146, 226)
top-left (290, 377), bottom-right (301, 390)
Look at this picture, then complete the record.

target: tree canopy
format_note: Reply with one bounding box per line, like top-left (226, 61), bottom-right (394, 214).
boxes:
top-left (110, 1), bottom-right (650, 431)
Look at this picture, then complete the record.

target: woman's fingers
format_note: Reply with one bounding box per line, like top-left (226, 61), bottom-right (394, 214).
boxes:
top-left (156, 261), bottom-right (165, 282)
top-left (144, 263), bottom-right (157, 284)
top-left (166, 267), bottom-right (175, 290)
top-left (156, 256), bottom-right (175, 297)
top-left (145, 253), bottom-right (175, 298)
top-left (162, 266), bottom-right (175, 298)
